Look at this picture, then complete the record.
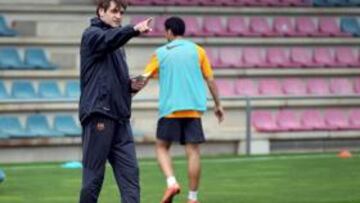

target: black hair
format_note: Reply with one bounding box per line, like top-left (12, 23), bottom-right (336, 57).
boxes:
top-left (164, 16), bottom-right (186, 36)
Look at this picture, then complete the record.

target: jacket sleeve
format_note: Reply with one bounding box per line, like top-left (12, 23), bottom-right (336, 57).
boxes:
top-left (84, 25), bottom-right (140, 54)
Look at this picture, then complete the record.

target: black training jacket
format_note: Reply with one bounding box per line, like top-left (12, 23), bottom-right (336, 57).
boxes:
top-left (79, 17), bottom-right (140, 124)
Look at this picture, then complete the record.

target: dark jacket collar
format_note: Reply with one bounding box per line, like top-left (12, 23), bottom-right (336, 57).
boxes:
top-left (91, 17), bottom-right (112, 29)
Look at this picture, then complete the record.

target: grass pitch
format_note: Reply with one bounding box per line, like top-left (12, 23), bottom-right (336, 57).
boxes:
top-left (0, 153), bottom-right (359, 203)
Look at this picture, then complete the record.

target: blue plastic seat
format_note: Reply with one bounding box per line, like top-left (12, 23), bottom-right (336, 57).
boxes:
top-left (38, 81), bottom-right (62, 99)
top-left (0, 48), bottom-right (32, 69)
top-left (11, 81), bottom-right (37, 99)
top-left (26, 114), bottom-right (64, 137)
top-left (327, 0), bottom-right (350, 6)
top-left (313, 0), bottom-right (330, 6)
top-left (0, 130), bottom-right (8, 139)
top-left (24, 48), bottom-right (57, 70)
top-left (341, 17), bottom-right (360, 36)
top-left (0, 116), bottom-right (29, 138)
top-left (0, 15), bottom-right (17, 36)
top-left (348, 0), bottom-right (360, 6)
top-left (54, 115), bottom-right (81, 136)
top-left (0, 81), bottom-right (9, 99)
top-left (66, 80), bottom-right (80, 98)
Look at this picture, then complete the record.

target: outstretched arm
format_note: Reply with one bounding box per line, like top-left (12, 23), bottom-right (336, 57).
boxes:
top-left (85, 17), bottom-right (153, 54)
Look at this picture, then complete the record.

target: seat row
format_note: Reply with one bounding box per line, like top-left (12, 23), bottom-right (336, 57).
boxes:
top-left (207, 47), bottom-right (359, 68)
top-left (314, 0), bottom-right (360, 7)
top-left (216, 78), bottom-right (360, 97)
top-left (252, 108), bottom-right (360, 132)
top-left (130, 0), bottom-right (359, 6)
top-left (0, 48), bottom-right (57, 70)
top-left (0, 15), bottom-right (17, 37)
top-left (133, 16), bottom-right (359, 37)
top-left (0, 114), bottom-right (81, 138)
top-left (0, 80), bottom-right (80, 99)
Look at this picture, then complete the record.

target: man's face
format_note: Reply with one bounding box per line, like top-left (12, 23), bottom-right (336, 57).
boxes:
top-left (99, 1), bottom-right (124, 28)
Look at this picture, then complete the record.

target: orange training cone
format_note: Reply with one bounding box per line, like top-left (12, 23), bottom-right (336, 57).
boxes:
top-left (337, 149), bottom-right (352, 159)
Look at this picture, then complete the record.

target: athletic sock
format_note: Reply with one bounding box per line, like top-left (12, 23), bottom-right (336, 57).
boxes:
top-left (188, 191), bottom-right (198, 201)
top-left (166, 176), bottom-right (177, 188)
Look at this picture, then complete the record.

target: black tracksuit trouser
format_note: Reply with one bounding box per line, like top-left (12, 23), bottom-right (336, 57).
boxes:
top-left (79, 114), bottom-right (140, 203)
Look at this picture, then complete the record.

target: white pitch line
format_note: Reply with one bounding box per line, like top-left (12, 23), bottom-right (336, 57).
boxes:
top-left (1, 153), bottom-right (342, 171)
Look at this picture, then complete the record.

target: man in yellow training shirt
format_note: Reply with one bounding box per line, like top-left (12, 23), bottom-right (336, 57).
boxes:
top-left (143, 16), bottom-right (224, 203)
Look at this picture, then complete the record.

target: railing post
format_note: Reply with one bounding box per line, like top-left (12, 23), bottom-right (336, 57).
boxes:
top-left (245, 97), bottom-right (251, 156)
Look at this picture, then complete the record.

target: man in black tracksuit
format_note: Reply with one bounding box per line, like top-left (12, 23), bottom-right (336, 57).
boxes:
top-left (78, 0), bottom-right (152, 202)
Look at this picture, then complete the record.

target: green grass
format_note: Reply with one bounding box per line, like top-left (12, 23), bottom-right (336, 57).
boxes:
top-left (1, 153), bottom-right (360, 203)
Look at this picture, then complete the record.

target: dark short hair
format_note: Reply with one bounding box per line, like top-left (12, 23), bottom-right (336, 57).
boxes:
top-left (96, 0), bottom-right (128, 17)
top-left (164, 16), bottom-right (186, 36)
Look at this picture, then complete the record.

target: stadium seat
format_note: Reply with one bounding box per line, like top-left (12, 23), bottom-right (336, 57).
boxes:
top-left (340, 17), bottom-right (360, 37)
top-left (202, 17), bottom-right (226, 36)
top-left (24, 48), bottom-right (57, 70)
top-left (0, 81), bottom-right (9, 99)
top-left (259, 0), bottom-right (281, 6)
top-left (184, 16), bottom-right (201, 36)
top-left (26, 114), bottom-right (64, 137)
top-left (335, 47), bottom-right (358, 67)
top-left (252, 111), bottom-right (277, 132)
top-left (258, 79), bottom-right (283, 96)
top-left (130, 16), bottom-right (148, 24)
top-left (348, 0), bottom-right (360, 6)
top-left (266, 47), bottom-right (291, 68)
top-left (329, 78), bottom-right (354, 95)
top-left (0, 116), bottom-right (29, 138)
top-left (324, 109), bottom-right (349, 130)
top-left (249, 17), bottom-right (275, 36)
top-left (153, 0), bottom-right (176, 5)
top-left (313, 0), bottom-right (333, 6)
top-left (218, 48), bottom-right (241, 68)
top-left (129, 0), bottom-right (153, 5)
top-left (173, 0), bottom-right (199, 6)
top-left (290, 47), bottom-right (314, 67)
top-left (327, 0), bottom-right (352, 6)
top-left (295, 17), bottom-right (318, 36)
top-left (0, 130), bottom-right (7, 139)
top-left (282, 78), bottom-right (307, 95)
top-left (198, 0), bottom-right (223, 6)
top-left (307, 78), bottom-right (330, 95)
top-left (11, 81), bottom-right (37, 99)
top-left (38, 81), bottom-right (62, 99)
top-left (0, 48), bottom-right (31, 69)
top-left (348, 109), bottom-right (360, 129)
top-left (318, 17), bottom-right (351, 37)
top-left (273, 17), bottom-right (296, 36)
top-left (313, 47), bottom-right (336, 67)
top-left (354, 78), bottom-right (360, 94)
top-left (226, 17), bottom-right (250, 36)
top-left (65, 80), bottom-right (80, 98)
top-left (204, 48), bottom-right (221, 68)
top-left (280, 0), bottom-right (312, 6)
top-left (215, 79), bottom-right (235, 97)
top-left (234, 79), bottom-right (258, 96)
top-left (0, 15), bottom-right (17, 36)
top-left (300, 110), bottom-right (326, 130)
top-left (242, 47), bottom-right (266, 67)
top-left (276, 110), bottom-right (301, 131)
top-left (54, 115), bottom-right (81, 136)
top-left (146, 16), bottom-right (167, 37)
